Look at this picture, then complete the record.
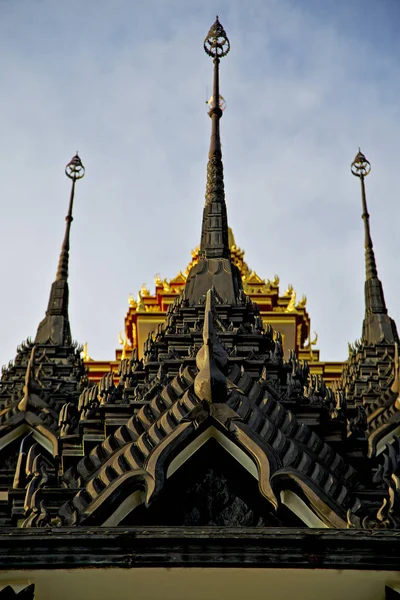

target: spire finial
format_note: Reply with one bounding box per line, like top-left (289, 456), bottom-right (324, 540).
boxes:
top-left (351, 149), bottom-right (377, 281)
top-left (185, 19), bottom-right (242, 304)
top-left (351, 149), bottom-right (381, 294)
top-left (200, 17), bottom-right (230, 260)
top-left (351, 149), bottom-right (397, 344)
top-left (35, 153), bottom-right (85, 345)
top-left (56, 153), bottom-right (85, 281)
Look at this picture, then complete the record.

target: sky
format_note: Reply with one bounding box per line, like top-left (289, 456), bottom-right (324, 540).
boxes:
top-left (1, 0), bottom-right (400, 366)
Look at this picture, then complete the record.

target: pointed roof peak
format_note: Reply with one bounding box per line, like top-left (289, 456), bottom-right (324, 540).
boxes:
top-left (194, 288), bottom-right (228, 403)
top-left (185, 19), bottom-right (242, 304)
top-left (18, 346), bottom-right (36, 412)
top-left (354, 147), bottom-right (367, 164)
top-left (35, 153), bottom-right (85, 345)
top-left (351, 149), bottom-right (398, 345)
top-left (200, 16), bottom-right (230, 261)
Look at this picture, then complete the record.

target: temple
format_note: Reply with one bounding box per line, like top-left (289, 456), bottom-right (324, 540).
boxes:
top-left (1, 17), bottom-right (400, 600)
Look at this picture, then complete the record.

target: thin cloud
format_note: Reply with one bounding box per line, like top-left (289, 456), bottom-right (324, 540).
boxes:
top-left (0, 0), bottom-right (399, 366)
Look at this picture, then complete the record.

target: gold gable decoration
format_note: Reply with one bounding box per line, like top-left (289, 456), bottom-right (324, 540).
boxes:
top-left (84, 229), bottom-right (342, 386)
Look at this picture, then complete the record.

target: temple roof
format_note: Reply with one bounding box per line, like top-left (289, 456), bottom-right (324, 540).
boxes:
top-left (58, 287), bottom-right (358, 528)
top-left (1, 19), bottom-right (400, 535)
top-left (0, 155), bottom-right (87, 506)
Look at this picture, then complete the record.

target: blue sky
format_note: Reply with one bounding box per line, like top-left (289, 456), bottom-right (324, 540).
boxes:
top-left (1, 0), bottom-right (400, 365)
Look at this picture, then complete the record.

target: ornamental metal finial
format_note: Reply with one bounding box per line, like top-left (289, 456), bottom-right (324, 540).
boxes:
top-left (206, 94), bottom-right (226, 112)
top-left (56, 153), bottom-right (85, 282)
top-left (66, 153), bottom-right (85, 181)
top-left (351, 148), bottom-right (371, 178)
top-left (351, 148), bottom-right (377, 280)
top-left (204, 16), bottom-right (230, 59)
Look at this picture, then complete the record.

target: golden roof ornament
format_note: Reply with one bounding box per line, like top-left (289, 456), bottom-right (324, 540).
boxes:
top-left (118, 331), bottom-right (132, 360)
top-left (81, 343), bottom-right (91, 362)
top-left (128, 294), bottom-right (137, 308)
top-left (307, 332), bottom-right (318, 347)
top-left (162, 279), bottom-right (172, 292)
top-left (285, 289), bottom-right (297, 312)
top-left (284, 284), bottom-right (293, 297)
top-left (136, 291), bottom-right (145, 311)
top-left (297, 294), bottom-right (307, 309)
top-left (141, 284), bottom-right (150, 297)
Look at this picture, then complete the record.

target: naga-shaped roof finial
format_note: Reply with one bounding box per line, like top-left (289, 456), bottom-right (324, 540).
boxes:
top-left (194, 288), bottom-right (228, 403)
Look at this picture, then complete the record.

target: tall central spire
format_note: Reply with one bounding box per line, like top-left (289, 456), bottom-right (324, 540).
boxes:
top-left (35, 154), bottom-right (85, 345)
top-left (199, 16), bottom-right (230, 260)
top-left (185, 17), bottom-right (242, 304)
top-left (351, 150), bottom-right (397, 344)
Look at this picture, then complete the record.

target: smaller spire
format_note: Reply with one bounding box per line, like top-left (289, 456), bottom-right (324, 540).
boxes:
top-left (35, 154), bottom-right (85, 345)
top-left (351, 149), bottom-right (397, 344)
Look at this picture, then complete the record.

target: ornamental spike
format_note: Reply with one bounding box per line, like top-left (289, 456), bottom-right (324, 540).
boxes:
top-left (200, 17), bottom-right (230, 260)
top-left (35, 153), bottom-right (85, 345)
top-left (56, 154), bottom-right (85, 281)
top-left (351, 149), bottom-right (397, 345)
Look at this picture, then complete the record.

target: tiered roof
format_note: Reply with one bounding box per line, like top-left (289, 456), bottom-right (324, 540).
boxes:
top-left (86, 232), bottom-right (342, 385)
top-left (0, 18), bottom-right (400, 536)
top-left (0, 155), bottom-right (87, 525)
